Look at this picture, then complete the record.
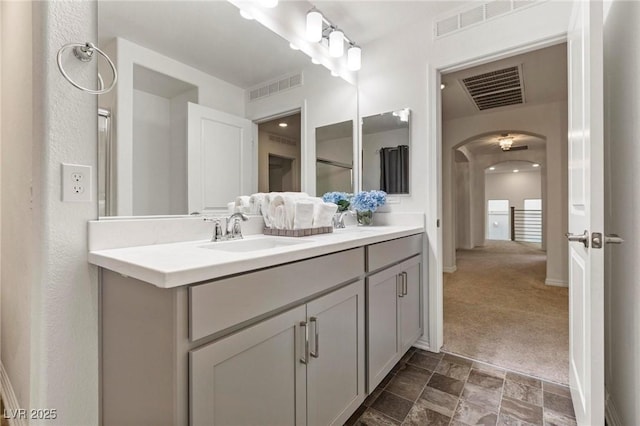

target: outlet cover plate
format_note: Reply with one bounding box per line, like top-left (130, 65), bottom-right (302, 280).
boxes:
top-left (62, 163), bottom-right (92, 202)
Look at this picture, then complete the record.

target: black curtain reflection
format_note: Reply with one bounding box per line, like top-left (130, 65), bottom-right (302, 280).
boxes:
top-left (379, 145), bottom-right (409, 193)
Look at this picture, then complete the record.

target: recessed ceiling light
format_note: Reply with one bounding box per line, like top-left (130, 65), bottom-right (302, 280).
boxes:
top-left (278, 122), bottom-right (288, 128)
top-left (289, 43), bottom-right (299, 51)
top-left (441, 83), bottom-right (446, 90)
top-left (239, 9), bottom-right (254, 20)
top-left (513, 169), bottom-right (519, 173)
top-left (489, 166), bottom-right (496, 171)
top-left (532, 163), bottom-right (540, 167)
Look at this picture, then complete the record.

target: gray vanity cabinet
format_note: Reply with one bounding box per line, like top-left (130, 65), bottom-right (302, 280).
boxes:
top-left (189, 280), bottom-right (365, 426)
top-left (366, 234), bottom-right (423, 392)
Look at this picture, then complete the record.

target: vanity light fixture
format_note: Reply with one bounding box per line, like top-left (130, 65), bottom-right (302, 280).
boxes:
top-left (347, 45), bottom-right (361, 71)
top-left (278, 122), bottom-right (288, 128)
top-left (239, 9), bottom-right (254, 20)
top-left (329, 29), bottom-right (344, 57)
top-left (306, 9), bottom-right (323, 42)
top-left (305, 7), bottom-right (361, 71)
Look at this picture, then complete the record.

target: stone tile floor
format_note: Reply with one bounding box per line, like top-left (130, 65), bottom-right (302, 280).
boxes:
top-left (345, 348), bottom-right (576, 426)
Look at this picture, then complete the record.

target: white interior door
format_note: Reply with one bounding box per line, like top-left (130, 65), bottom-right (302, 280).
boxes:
top-left (567, 1), bottom-right (605, 423)
top-left (187, 102), bottom-right (253, 213)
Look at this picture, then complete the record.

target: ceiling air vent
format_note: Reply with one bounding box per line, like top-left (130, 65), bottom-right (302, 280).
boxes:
top-left (460, 65), bottom-right (525, 111)
top-left (249, 72), bottom-right (303, 102)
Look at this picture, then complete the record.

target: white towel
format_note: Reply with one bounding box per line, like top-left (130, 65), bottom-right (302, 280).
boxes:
top-left (274, 205), bottom-right (286, 229)
top-left (313, 202), bottom-right (338, 228)
top-left (268, 194), bottom-right (286, 228)
top-left (249, 193), bottom-right (266, 215)
top-left (234, 196), bottom-right (250, 213)
top-left (293, 201), bottom-right (314, 229)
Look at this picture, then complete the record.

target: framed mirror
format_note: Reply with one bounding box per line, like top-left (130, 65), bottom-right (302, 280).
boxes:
top-left (315, 120), bottom-right (354, 196)
top-left (361, 108), bottom-right (411, 194)
top-left (97, 1), bottom-right (357, 217)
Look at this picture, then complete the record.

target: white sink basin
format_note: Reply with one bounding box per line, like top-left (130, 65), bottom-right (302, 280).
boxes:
top-left (199, 237), bottom-right (313, 253)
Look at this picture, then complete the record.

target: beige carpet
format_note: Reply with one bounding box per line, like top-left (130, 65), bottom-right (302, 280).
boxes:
top-left (443, 240), bottom-right (569, 384)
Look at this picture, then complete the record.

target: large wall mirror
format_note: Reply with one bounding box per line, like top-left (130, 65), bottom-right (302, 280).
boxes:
top-left (361, 108), bottom-right (411, 194)
top-left (97, 1), bottom-right (357, 217)
top-left (315, 120), bottom-right (354, 196)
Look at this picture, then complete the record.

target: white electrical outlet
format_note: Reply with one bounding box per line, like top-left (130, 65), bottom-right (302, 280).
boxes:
top-left (62, 163), bottom-right (92, 202)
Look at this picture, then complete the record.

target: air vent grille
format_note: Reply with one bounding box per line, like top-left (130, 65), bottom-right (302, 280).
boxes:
top-left (434, 0), bottom-right (543, 38)
top-left (268, 134), bottom-right (297, 146)
top-left (249, 72), bottom-right (303, 102)
top-left (461, 65), bottom-right (525, 110)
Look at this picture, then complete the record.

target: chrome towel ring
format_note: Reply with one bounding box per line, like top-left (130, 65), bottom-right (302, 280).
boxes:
top-left (57, 42), bottom-right (118, 95)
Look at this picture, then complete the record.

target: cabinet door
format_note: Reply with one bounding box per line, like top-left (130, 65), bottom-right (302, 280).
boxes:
top-left (399, 256), bottom-right (422, 353)
top-left (190, 305), bottom-right (306, 426)
top-left (367, 265), bottom-right (402, 391)
top-left (306, 281), bottom-right (365, 426)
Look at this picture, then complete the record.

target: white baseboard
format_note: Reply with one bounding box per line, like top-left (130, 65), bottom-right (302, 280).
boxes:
top-left (545, 278), bottom-right (568, 287)
top-left (0, 362), bottom-right (27, 426)
top-left (605, 389), bottom-right (623, 426)
top-left (443, 266), bottom-right (457, 273)
top-left (412, 338), bottom-right (435, 352)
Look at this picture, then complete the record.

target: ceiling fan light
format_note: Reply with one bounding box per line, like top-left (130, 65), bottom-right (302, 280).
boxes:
top-left (306, 10), bottom-right (323, 42)
top-left (329, 29), bottom-right (344, 57)
top-left (347, 45), bottom-right (361, 71)
top-left (499, 137), bottom-right (513, 151)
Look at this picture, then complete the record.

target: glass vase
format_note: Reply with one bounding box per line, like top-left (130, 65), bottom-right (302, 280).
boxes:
top-left (356, 210), bottom-right (374, 226)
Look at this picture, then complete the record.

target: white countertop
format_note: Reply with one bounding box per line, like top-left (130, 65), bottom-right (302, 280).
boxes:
top-left (89, 225), bottom-right (424, 288)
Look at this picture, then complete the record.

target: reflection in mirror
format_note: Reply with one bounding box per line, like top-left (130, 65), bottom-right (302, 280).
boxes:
top-left (258, 113), bottom-right (301, 192)
top-left (316, 121), bottom-right (354, 195)
top-left (97, 1), bottom-right (356, 217)
top-left (316, 120), bottom-right (353, 196)
top-left (362, 109), bottom-right (411, 194)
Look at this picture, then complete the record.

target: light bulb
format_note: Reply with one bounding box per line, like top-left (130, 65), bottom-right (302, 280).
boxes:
top-left (329, 29), bottom-right (344, 57)
top-left (347, 45), bottom-right (361, 71)
top-left (306, 10), bottom-right (323, 42)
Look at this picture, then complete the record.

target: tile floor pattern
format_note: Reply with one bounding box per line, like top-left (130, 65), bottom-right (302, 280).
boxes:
top-left (345, 349), bottom-right (576, 426)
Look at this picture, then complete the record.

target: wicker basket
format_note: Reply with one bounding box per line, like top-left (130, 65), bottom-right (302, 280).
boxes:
top-left (263, 226), bottom-right (333, 237)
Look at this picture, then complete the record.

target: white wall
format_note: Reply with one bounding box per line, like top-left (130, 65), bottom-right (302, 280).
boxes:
top-left (25, 2), bottom-right (100, 424)
top-left (603, 1), bottom-right (640, 424)
top-left (485, 170), bottom-right (541, 209)
top-left (1, 0), bottom-right (33, 411)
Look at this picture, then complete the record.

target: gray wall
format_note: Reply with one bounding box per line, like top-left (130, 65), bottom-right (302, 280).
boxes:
top-left (604, 1), bottom-right (640, 424)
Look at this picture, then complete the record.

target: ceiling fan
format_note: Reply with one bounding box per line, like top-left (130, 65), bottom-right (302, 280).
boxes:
top-left (498, 134), bottom-right (528, 151)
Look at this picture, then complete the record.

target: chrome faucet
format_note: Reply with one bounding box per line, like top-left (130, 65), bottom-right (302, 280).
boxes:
top-left (333, 211), bottom-right (350, 229)
top-left (204, 217), bottom-right (227, 242)
top-left (226, 212), bottom-right (249, 240)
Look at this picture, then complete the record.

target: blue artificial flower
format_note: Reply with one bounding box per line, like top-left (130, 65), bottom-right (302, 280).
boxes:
top-left (322, 192), bottom-right (352, 212)
top-left (351, 190), bottom-right (387, 212)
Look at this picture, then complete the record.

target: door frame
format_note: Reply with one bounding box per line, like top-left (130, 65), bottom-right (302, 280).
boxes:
top-left (426, 34), bottom-right (568, 352)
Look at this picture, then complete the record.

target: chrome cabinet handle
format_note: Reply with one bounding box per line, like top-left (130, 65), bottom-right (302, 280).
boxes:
top-left (402, 272), bottom-right (408, 296)
top-left (397, 274), bottom-right (404, 298)
top-left (566, 230), bottom-right (589, 248)
top-left (299, 321), bottom-right (309, 364)
top-left (310, 317), bottom-right (319, 358)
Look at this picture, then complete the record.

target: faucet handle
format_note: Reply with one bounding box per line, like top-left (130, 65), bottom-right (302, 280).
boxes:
top-left (204, 217), bottom-right (226, 242)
